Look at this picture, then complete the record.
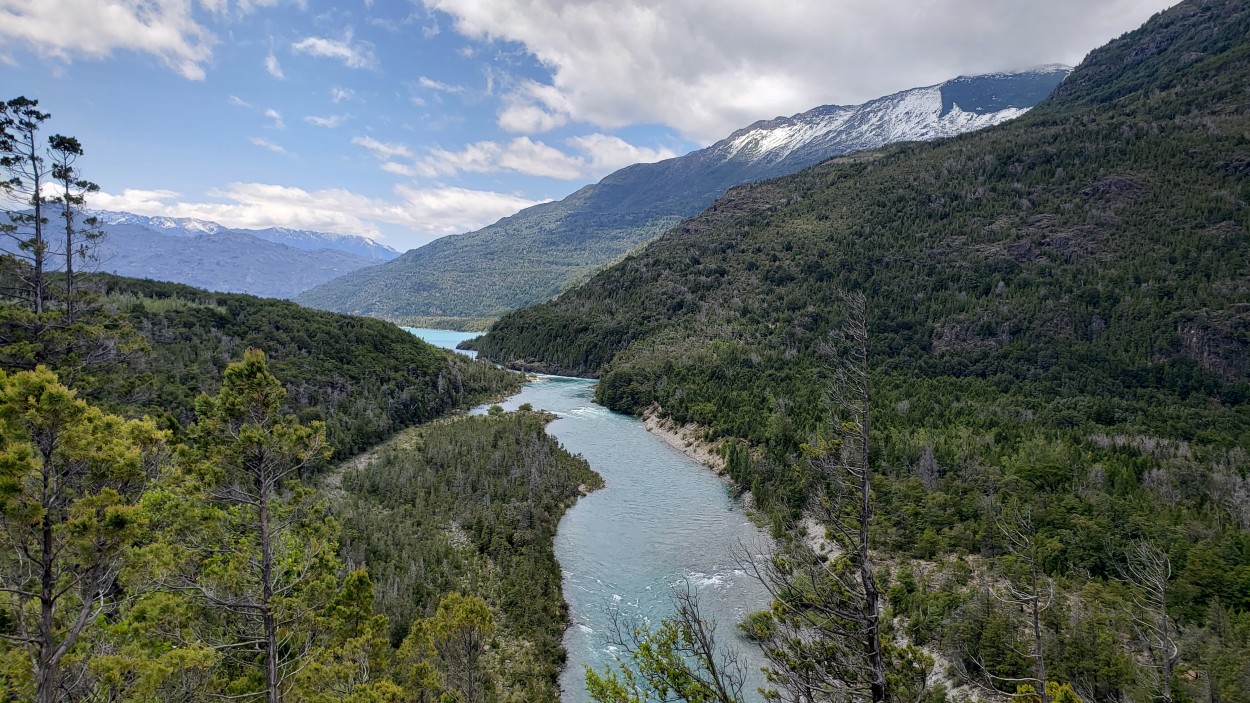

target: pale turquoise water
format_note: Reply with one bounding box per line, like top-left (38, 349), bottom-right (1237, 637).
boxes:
top-left (408, 329), bottom-right (770, 702)
top-left (402, 327), bottom-right (478, 358)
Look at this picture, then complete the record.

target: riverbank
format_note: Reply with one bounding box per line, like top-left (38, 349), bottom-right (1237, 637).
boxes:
top-left (641, 407), bottom-right (726, 473)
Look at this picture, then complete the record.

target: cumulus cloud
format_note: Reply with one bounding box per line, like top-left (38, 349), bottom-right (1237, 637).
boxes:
top-left (264, 108), bottom-right (285, 129)
top-left (424, 0), bottom-right (1177, 142)
top-left (381, 162), bottom-right (419, 177)
top-left (420, 137), bottom-right (583, 179)
top-left (410, 134), bottom-right (674, 180)
top-left (568, 133), bottom-right (676, 172)
top-left (0, 0), bottom-right (217, 79)
top-left (330, 86), bottom-right (355, 103)
top-left (292, 30), bottom-right (375, 69)
top-left (90, 183), bottom-right (545, 247)
top-left (265, 50), bottom-right (284, 78)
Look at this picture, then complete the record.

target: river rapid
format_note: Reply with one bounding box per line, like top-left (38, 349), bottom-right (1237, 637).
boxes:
top-left (408, 329), bottom-right (771, 702)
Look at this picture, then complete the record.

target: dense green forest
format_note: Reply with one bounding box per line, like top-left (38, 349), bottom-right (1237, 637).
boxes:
top-left (333, 410), bottom-right (602, 700)
top-left (95, 275), bottom-right (521, 459)
top-left (0, 348), bottom-right (595, 702)
top-left (478, 1), bottom-right (1250, 700)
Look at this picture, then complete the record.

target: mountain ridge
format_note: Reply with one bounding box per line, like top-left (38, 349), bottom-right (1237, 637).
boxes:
top-left (91, 210), bottom-right (400, 260)
top-left (89, 216), bottom-right (386, 299)
top-left (468, 8), bottom-right (1250, 694)
top-left (296, 67), bottom-right (1069, 321)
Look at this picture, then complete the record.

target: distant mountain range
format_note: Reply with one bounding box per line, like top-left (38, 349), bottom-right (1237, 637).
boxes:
top-left (92, 212), bottom-right (400, 261)
top-left (296, 66), bottom-right (1070, 323)
top-left (87, 211), bottom-right (399, 299)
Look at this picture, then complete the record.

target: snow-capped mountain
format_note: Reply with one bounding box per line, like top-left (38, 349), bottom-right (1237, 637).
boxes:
top-left (90, 211), bottom-right (400, 261)
top-left (298, 67), bottom-right (1071, 320)
top-left (93, 211), bottom-right (226, 235)
top-left (703, 65), bottom-right (1072, 178)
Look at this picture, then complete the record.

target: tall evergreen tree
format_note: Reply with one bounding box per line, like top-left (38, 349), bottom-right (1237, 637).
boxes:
top-left (188, 349), bottom-right (335, 703)
top-left (0, 97), bottom-right (52, 317)
top-left (0, 367), bottom-right (164, 703)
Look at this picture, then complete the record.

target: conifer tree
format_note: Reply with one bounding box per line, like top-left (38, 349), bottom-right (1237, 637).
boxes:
top-left (188, 349), bottom-right (335, 703)
top-left (0, 367), bottom-right (164, 703)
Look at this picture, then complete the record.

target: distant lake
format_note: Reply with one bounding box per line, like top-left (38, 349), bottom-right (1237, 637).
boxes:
top-left (404, 327), bottom-right (477, 358)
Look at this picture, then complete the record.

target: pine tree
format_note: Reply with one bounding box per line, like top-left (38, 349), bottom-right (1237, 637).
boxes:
top-left (0, 367), bottom-right (165, 703)
top-left (187, 349), bottom-right (335, 703)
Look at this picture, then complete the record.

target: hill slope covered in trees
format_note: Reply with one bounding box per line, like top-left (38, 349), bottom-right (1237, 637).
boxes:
top-left (477, 1), bottom-right (1250, 699)
top-left (96, 275), bottom-right (520, 458)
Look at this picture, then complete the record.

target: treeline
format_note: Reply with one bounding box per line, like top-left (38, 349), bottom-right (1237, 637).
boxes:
top-left (477, 1), bottom-right (1250, 699)
top-left (334, 410), bottom-right (603, 700)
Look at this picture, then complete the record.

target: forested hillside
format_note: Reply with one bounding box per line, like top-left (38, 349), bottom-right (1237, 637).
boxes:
top-left (333, 410), bottom-right (602, 700)
top-left (478, 1), bottom-right (1250, 699)
top-left (95, 276), bottom-right (521, 459)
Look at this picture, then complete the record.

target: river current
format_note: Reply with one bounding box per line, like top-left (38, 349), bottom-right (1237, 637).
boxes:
top-left (407, 329), bottom-right (771, 702)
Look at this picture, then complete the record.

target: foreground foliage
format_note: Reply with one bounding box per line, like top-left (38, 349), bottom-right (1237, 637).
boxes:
top-left (0, 352), bottom-right (596, 702)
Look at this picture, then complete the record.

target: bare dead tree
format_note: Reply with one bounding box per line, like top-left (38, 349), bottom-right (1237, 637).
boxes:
top-left (736, 291), bottom-right (895, 703)
top-left (1123, 540), bottom-right (1179, 703)
top-left (992, 507), bottom-right (1055, 703)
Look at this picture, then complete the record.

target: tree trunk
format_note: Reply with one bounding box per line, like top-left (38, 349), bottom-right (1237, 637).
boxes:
top-left (63, 209), bottom-right (73, 325)
top-left (260, 487), bottom-right (280, 703)
top-left (31, 157), bottom-right (43, 316)
top-left (37, 465), bottom-right (56, 703)
top-left (1031, 567), bottom-right (1048, 703)
top-left (855, 304), bottom-right (887, 703)
top-left (1161, 616), bottom-right (1173, 703)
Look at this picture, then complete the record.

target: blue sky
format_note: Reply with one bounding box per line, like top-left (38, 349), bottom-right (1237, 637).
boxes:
top-left (0, 0), bottom-right (1176, 251)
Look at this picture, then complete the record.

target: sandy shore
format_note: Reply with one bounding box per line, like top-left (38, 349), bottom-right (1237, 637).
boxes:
top-left (641, 407), bottom-right (726, 473)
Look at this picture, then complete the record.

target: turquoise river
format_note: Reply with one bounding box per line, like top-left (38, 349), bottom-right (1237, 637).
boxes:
top-left (408, 328), bottom-right (771, 702)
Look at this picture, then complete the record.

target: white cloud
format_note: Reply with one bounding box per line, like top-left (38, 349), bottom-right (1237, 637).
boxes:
top-left (0, 0), bottom-right (217, 80)
top-left (292, 30), bottom-right (375, 69)
top-left (264, 108), bottom-right (285, 129)
top-left (418, 76), bottom-right (463, 93)
top-left (567, 133), bottom-right (675, 172)
top-left (265, 50), bottom-right (284, 78)
top-left (424, 0), bottom-right (1178, 143)
top-left (411, 134), bottom-right (675, 180)
top-left (330, 86), bottom-right (355, 103)
top-left (498, 101), bottom-right (567, 134)
top-left (381, 162), bottom-right (419, 176)
top-left (229, 95), bottom-right (252, 108)
top-left (90, 183), bottom-right (545, 247)
top-left (250, 137), bottom-right (288, 154)
top-left (422, 137), bottom-right (583, 179)
top-left (304, 114), bottom-right (347, 128)
top-left (352, 136), bottom-right (414, 160)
